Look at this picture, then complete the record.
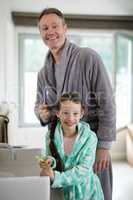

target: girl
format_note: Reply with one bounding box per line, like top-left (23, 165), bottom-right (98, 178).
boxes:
top-left (39, 92), bottom-right (104, 200)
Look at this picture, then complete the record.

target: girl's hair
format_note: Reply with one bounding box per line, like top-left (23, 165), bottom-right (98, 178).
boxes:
top-left (57, 92), bottom-right (83, 110)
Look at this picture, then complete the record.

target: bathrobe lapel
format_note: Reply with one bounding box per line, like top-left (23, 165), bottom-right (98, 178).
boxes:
top-left (54, 121), bottom-right (90, 166)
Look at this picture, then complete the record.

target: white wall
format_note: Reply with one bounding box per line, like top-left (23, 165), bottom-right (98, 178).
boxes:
top-left (0, 0), bottom-right (133, 154)
top-left (0, 0), bottom-right (10, 102)
top-left (11, 0), bottom-right (133, 15)
top-left (0, 0), bottom-right (45, 147)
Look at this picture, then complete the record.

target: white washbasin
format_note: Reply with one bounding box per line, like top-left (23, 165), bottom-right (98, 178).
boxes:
top-left (0, 147), bottom-right (51, 200)
top-left (0, 176), bottom-right (50, 200)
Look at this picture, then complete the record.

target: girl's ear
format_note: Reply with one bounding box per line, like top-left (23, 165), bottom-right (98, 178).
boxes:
top-left (56, 111), bottom-right (60, 118)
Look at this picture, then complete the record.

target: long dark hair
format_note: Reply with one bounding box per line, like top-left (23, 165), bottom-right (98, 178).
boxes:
top-left (49, 116), bottom-right (65, 172)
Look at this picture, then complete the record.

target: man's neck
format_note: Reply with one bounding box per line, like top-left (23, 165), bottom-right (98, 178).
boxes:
top-left (52, 50), bottom-right (62, 64)
top-left (51, 39), bottom-right (67, 64)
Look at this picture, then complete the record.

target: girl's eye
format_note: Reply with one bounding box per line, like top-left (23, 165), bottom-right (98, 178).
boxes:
top-left (63, 112), bottom-right (69, 115)
top-left (74, 113), bottom-right (78, 115)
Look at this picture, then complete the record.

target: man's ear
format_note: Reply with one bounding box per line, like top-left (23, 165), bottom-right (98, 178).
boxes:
top-left (64, 23), bottom-right (68, 32)
top-left (80, 109), bottom-right (84, 119)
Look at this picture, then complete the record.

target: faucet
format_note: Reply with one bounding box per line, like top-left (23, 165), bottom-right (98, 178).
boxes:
top-left (0, 143), bottom-right (16, 160)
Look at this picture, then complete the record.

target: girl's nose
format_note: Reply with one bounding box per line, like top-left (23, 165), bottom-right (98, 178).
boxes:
top-left (67, 114), bottom-right (74, 120)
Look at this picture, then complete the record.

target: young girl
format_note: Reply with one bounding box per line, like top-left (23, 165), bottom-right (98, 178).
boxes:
top-left (39, 92), bottom-right (104, 200)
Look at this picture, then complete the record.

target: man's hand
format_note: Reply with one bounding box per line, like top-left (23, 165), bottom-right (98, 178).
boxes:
top-left (38, 104), bottom-right (50, 122)
top-left (93, 149), bottom-right (110, 174)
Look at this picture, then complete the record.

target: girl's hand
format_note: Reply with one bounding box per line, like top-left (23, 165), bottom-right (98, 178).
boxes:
top-left (37, 155), bottom-right (56, 169)
top-left (40, 159), bottom-right (54, 180)
top-left (39, 158), bottom-right (52, 169)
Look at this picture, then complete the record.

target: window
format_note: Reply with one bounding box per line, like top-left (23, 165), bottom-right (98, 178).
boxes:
top-left (18, 32), bottom-right (48, 126)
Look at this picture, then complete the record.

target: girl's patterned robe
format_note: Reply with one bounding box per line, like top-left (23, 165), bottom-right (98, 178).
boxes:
top-left (44, 121), bottom-right (104, 200)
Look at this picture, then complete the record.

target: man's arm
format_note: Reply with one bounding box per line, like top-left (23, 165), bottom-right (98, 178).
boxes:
top-left (86, 49), bottom-right (116, 172)
top-left (89, 50), bottom-right (116, 144)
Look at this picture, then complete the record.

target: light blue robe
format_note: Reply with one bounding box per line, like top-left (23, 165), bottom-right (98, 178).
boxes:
top-left (44, 121), bottom-right (104, 200)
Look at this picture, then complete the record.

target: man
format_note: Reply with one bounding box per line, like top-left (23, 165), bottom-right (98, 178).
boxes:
top-left (35, 8), bottom-right (116, 200)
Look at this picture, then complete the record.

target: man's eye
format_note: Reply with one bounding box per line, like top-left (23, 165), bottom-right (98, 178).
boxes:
top-left (41, 27), bottom-right (48, 31)
top-left (52, 25), bottom-right (57, 29)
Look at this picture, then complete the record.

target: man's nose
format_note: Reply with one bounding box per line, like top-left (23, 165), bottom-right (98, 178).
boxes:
top-left (47, 27), bottom-right (54, 34)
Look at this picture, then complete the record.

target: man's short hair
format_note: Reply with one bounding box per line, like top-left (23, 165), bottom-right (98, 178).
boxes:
top-left (38, 7), bottom-right (65, 24)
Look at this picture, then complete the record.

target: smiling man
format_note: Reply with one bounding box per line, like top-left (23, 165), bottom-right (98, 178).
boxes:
top-left (35, 8), bottom-right (116, 200)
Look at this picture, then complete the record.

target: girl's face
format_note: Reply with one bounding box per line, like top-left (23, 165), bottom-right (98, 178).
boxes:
top-left (57, 100), bottom-right (84, 134)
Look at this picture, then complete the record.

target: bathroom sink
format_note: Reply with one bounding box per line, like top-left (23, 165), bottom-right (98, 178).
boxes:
top-left (0, 146), bottom-right (51, 200)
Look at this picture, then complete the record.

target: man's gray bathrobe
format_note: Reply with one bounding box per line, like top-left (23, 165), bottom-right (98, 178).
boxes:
top-left (35, 39), bottom-right (116, 200)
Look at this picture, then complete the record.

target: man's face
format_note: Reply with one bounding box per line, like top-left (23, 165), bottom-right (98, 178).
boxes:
top-left (39, 14), bottom-right (67, 52)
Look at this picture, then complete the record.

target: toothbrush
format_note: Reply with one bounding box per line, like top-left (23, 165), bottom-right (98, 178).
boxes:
top-left (43, 88), bottom-right (49, 104)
